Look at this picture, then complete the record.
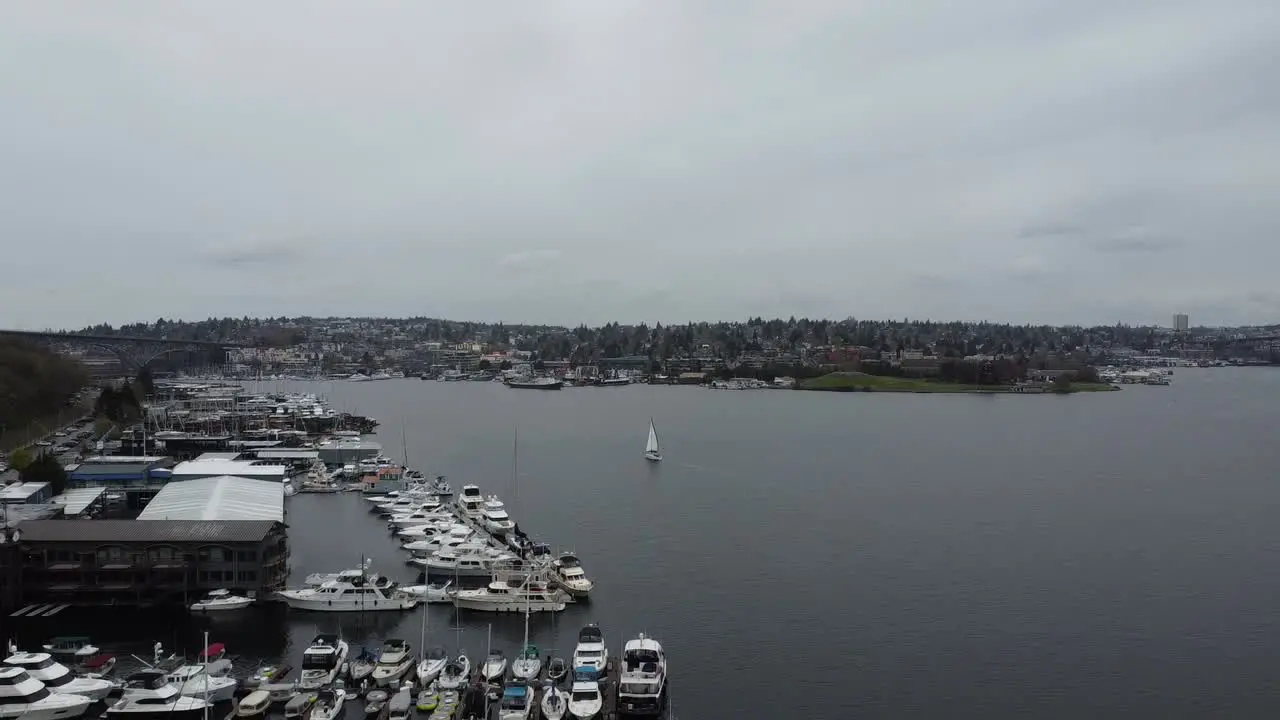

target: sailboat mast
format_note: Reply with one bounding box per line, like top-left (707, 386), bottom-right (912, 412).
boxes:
top-left (202, 630), bottom-right (209, 720)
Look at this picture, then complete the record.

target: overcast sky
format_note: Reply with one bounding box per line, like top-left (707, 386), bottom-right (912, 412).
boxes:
top-left (2, 1), bottom-right (1277, 329)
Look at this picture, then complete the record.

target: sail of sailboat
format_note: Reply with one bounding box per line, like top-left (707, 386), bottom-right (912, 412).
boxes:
top-left (644, 419), bottom-right (662, 462)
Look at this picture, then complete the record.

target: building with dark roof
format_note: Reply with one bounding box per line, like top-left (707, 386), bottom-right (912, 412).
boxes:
top-left (9, 519), bottom-right (288, 608)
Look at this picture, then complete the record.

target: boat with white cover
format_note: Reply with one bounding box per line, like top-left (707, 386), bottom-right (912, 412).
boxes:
top-left (278, 576), bottom-right (419, 612)
top-left (106, 670), bottom-right (212, 720)
top-left (371, 639), bottom-right (415, 688)
top-left (616, 634), bottom-right (667, 717)
top-left (481, 496), bottom-right (515, 535)
top-left (388, 507), bottom-right (453, 528)
top-left (3, 652), bottom-right (113, 701)
top-left (0, 666), bottom-right (92, 720)
top-left (571, 625), bottom-right (607, 676)
top-left (298, 635), bottom-right (349, 690)
top-left (190, 588), bottom-right (253, 612)
top-left (397, 521), bottom-right (470, 541)
top-left (453, 577), bottom-right (570, 613)
top-left (551, 553), bottom-right (594, 599)
top-left (400, 581), bottom-right (454, 603)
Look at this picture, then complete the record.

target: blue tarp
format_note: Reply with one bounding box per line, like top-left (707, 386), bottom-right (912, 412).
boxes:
top-left (503, 686), bottom-right (528, 697)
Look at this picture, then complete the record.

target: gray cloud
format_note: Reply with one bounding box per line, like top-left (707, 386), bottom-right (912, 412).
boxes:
top-left (1, 1), bottom-right (1278, 328)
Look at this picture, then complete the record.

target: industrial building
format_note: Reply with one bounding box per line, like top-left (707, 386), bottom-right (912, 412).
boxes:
top-left (7, 474), bottom-right (288, 608)
top-left (170, 455), bottom-right (288, 483)
top-left (0, 482), bottom-right (53, 505)
top-left (65, 456), bottom-right (175, 510)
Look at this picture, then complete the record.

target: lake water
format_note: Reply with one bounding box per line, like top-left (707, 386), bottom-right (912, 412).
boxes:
top-left (10, 369), bottom-right (1280, 719)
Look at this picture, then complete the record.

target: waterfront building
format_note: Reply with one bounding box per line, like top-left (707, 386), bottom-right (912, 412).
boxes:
top-left (171, 455), bottom-right (288, 483)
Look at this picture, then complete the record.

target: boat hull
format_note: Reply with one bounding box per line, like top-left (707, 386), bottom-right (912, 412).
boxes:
top-left (644, 452), bottom-right (661, 462)
top-left (191, 598), bottom-right (253, 612)
top-left (278, 594), bottom-right (417, 612)
top-left (371, 660), bottom-right (413, 687)
top-left (453, 597), bottom-right (566, 613)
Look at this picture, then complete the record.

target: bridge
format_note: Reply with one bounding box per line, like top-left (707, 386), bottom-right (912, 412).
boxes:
top-left (0, 329), bottom-right (248, 373)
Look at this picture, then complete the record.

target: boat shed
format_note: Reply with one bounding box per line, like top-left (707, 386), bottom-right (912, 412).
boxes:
top-left (170, 458), bottom-right (288, 483)
top-left (0, 483), bottom-right (52, 505)
top-left (254, 449), bottom-right (320, 462)
top-left (57, 487), bottom-right (107, 518)
top-left (138, 476), bottom-right (284, 523)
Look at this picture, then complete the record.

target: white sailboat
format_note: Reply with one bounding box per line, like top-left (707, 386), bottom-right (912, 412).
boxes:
top-left (644, 419), bottom-right (662, 462)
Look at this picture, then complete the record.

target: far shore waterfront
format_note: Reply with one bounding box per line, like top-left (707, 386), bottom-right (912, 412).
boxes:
top-left (797, 372), bottom-right (1118, 394)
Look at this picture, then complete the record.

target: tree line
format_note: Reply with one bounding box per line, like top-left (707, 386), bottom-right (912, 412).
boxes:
top-left (0, 338), bottom-right (88, 433)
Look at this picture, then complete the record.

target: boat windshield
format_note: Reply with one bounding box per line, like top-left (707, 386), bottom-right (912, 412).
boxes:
top-left (571, 690), bottom-right (598, 702)
top-left (301, 654), bottom-right (335, 670)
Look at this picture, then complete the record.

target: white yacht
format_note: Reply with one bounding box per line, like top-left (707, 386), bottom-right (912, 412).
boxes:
top-left (190, 588), bottom-right (253, 612)
top-left (481, 496), bottom-right (516, 535)
top-left (310, 688), bottom-right (345, 720)
top-left (3, 652), bottom-right (113, 701)
top-left (165, 665), bottom-right (238, 703)
top-left (40, 638), bottom-right (97, 660)
top-left (416, 646), bottom-right (448, 685)
top-left (278, 577), bottom-right (419, 612)
top-left (107, 671), bottom-right (212, 720)
top-left (550, 554), bottom-right (594, 598)
top-left (481, 649), bottom-right (507, 682)
top-left (399, 523), bottom-right (474, 543)
top-left (567, 680), bottom-right (603, 720)
top-left (304, 561), bottom-right (372, 587)
top-left (453, 578), bottom-right (570, 613)
top-left (0, 666), bottom-right (92, 720)
top-left (388, 507), bottom-right (453, 528)
top-left (419, 548), bottom-right (519, 578)
top-left (616, 634), bottom-right (667, 717)
top-left (455, 484), bottom-right (484, 518)
top-left (298, 635), bottom-right (349, 690)
top-left (436, 654), bottom-right (470, 691)
top-left (399, 582), bottom-right (454, 603)
top-left (371, 639), bottom-right (415, 688)
top-left (571, 624), bottom-right (607, 676)
top-left (498, 680), bottom-right (532, 720)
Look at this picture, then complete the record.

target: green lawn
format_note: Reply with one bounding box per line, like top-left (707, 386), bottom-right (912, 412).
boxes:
top-left (798, 372), bottom-right (1117, 394)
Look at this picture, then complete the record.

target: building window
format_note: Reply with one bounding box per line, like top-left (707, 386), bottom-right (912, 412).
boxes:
top-left (198, 547), bottom-right (228, 563)
top-left (237, 551), bottom-right (256, 563)
top-left (96, 546), bottom-right (125, 563)
top-left (148, 546), bottom-right (176, 562)
top-left (238, 571), bottom-right (257, 583)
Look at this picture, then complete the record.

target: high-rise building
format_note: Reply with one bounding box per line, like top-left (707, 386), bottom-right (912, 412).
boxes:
top-left (1173, 313), bottom-right (1189, 332)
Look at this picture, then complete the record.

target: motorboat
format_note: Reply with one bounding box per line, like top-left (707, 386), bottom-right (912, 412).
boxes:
top-left (363, 689), bottom-right (389, 717)
top-left (572, 625), bottom-right (607, 676)
top-left (189, 588), bottom-right (253, 612)
top-left (505, 376), bottom-right (564, 390)
top-left (371, 639), bottom-right (414, 688)
top-left (164, 665), bottom-right (238, 703)
top-left (481, 649), bottom-right (507, 682)
top-left (481, 496), bottom-right (515, 535)
top-left (297, 635), bottom-right (349, 690)
top-left (0, 666), bottom-right (93, 720)
top-left (430, 475), bottom-right (452, 496)
top-left (643, 418), bottom-right (662, 462)
top-left (238, 664), bottom-right (289, 693)
top-left (510, 644), bottom-right (541, 681)
top-left (40, 637), bottom-right (97, 660)
top-left (310, 688), bottom-right (345, 720)
top-left (454, 578), bottom-right (570, 613)
top-left (567, 677), bottom-right (603, 720)
top-left (498, 680), bottom-right (532, 720)
top-left (455, 484), bottom-right (484, 517)
top-left (387, 506), bottom-right (451, 528)
top-left (278, 577), bottom-right (419, 612)
top-left (541, 685), bottom-right (568, 720)
top-left (616, 634), bottom-right (667, 717)
top-left (397, 522), bottom-right (471, 541)
top-left (387, 686), bottom-right (413, 720)
top-left (3, 651), bottom-right (114, 701)
top-left (107, 670), bottom-right (212, 720)
top-left (234, 690), bottom-right (271, 718)
top-left (546, 656), bottom-right (568, 684)
top-left (551, 554), bottom-right (594, 599)
top-left (436, 654), bottom-right (469, 691)
top-left (282, 693), bottom-right (315, 720)
top-left (416, 646), bottom-right (448, 685)
top-left (421, 549), bottom-right (520, 579)
top-left (304, 560), bottom-right (372, 587)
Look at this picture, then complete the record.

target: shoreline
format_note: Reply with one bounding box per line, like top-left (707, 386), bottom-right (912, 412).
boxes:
top-left (797, 372), bottom-right (1118, 394)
